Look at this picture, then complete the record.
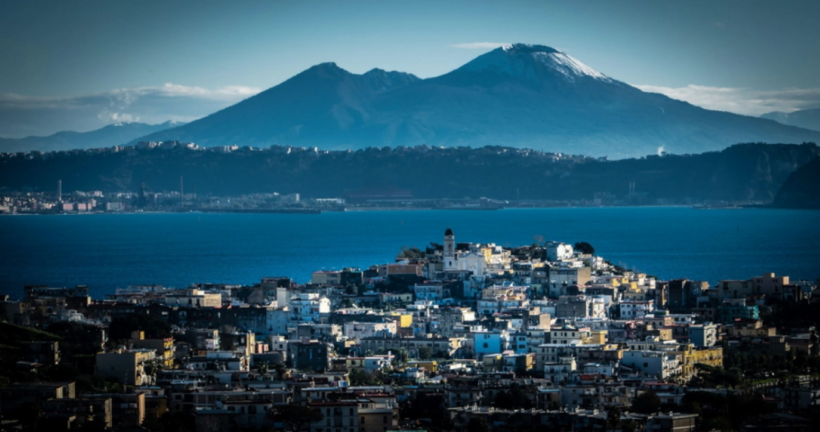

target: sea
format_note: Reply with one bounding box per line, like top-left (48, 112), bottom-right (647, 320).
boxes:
top-left (1, 207), bottom-right (819, 300)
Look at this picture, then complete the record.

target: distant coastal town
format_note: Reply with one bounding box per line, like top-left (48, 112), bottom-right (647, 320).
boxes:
top-left (5, 140), bottom-right (814, 215)
top-left (2, 228), bottom-right (819, 431)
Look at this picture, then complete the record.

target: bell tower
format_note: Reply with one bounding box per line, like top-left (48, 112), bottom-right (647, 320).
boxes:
top-left (443, 227), bottom-right (455, 271)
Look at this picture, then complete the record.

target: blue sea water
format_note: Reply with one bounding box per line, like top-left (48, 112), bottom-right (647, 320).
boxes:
top-left (1, 207), bottom-right (819, 300)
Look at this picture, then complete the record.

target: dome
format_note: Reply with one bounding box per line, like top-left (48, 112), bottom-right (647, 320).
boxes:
top-left (444, 227), bottom-right (454, 236)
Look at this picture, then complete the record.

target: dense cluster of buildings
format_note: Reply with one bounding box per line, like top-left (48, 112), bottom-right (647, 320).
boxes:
top-left (1, 228), bottom-right (819, 432)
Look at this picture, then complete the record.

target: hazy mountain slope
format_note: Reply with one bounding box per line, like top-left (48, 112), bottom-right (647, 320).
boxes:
top-left (137, 65), bottom-right (420, 148)
top-left (761, 108), bottom-right (820, 132)
top-left (134, 44), bottom-right (820, 158)
top-left (772, 156), bottom-right (820, 209)
top-left (0, 121), bottom-right (185, 153)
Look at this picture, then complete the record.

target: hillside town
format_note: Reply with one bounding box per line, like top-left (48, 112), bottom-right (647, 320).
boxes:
top-left (2, 228), bottom-right (820, 432)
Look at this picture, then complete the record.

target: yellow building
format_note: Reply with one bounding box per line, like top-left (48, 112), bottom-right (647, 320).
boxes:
top-left (406, 360), bottom-right (437, 373)
top-left (673, 344), bottom-right (723, 383)
top-left (590, 330), bottom-right (608, 345)
top-left (129, 331), bottom-right (175, 368)
top-left (387, 312), bottom-right (413, 328)
top-left (691, 346), bottom-right (723, 369)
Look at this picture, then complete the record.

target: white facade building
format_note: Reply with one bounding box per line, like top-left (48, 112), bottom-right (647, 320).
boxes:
top-left (290, 293), bottom-right (330, 323)
top-left (619, 300), bottom-right (654, 319)
top-left (622, 350), bottom-right (680, 379)
top-left (546, 242), bottom-right (574, 261)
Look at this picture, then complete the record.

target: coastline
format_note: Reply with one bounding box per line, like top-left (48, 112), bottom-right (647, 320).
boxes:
top-left (3, 203), bottom-right (810, 216)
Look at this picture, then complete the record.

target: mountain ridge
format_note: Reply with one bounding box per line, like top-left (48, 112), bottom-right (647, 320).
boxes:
top-left (0, 121), bottom-right (185, 153)
top-left (6, 44), bottom-right (819, 158)
top-left (761, 108), bottom-right (820, 132)
top-left (131, 43), bottom-right (820, 158)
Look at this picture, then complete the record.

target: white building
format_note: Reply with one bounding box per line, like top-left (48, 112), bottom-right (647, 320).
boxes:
top-left (344, 321), bottom-right (397, 341)
top-left (414, 283), bottom-right (447, 301)
top-left (546, 242), bottom-right (574, 261)
top-left (266, 308), bottom-right (290, 335)
top-left (290, 293), bottom-right (330, 323)
top-left (688, 323), bottom-right (718, 348)
top-left (443, 228), bottom-right (456, 271)
top-left (544, 356), bottom-right (576, 383)
top-left (619, 300), bottom-right (654, 319)
top-left (622, 350), bottom-right (680, 379)
top-left (550, 326), bottom-right (592, 345)
top-left (160, 288), bottom-right (222, 308)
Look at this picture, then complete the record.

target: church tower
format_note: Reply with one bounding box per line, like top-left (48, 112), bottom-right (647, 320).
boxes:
top-left (443, 227), bottom-right (456, 271)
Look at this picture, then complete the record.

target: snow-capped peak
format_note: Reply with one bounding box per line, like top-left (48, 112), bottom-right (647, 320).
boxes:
top-left (458, 43), bottom-right (610, 82)
top-left (535, 51), bottom-right (608, 80)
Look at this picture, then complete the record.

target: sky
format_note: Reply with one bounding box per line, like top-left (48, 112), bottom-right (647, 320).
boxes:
top-left (1, 0), bottom-right (819, 137)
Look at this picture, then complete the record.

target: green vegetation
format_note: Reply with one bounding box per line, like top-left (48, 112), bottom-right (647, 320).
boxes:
top-left (678, 391), bottom-right (775, 431)
top-left (1, 143), bottom-right (817, 203)
top-left (630, 391), bottom-right (661, 414)
top-left (493, 383), bottom-right (533, 410)
top-left (400, 393), bottom-right (449, 430)
top-left (573, 241), bottom-right (595, 255)
top-left (397, 246), bottom-right (425, 259)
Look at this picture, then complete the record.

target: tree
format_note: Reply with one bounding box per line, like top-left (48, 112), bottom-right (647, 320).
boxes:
top-left (349, 368), bottom-right (373, 386)
top-left (273, 363), bottom-right (288, 380)
top-left (606, 406), bottom-right (622, 432)
top-left (398, 246), bottom-right (424, 259)
top-left (417, 346), bottom-right (432, 360)
top-left (396, 348), bottom-right (409, 363)
top-left (574, 241), bottom-right (595, 255)
top-left (466, 418), bottom-right (489, 432)
top-left (402, 393), bottom-right (447, 424)
top-left (621, 419), bottom-right (637, 432)
top-left (632, 391), bottom-right (661, 414)
top-left (269, 404), bottom-right (324, 432)
top-left (493, 384), bottom-right (533, 410)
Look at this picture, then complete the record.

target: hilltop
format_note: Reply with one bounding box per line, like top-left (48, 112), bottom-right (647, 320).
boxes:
top-left (131, 44), bottom-right (820, 158)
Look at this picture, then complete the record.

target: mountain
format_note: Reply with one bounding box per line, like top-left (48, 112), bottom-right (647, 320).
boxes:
top-left (132, 44), bottom-right (820, 158)
top-left (2, 142), bottom-right (816, 203)
top-left (772, 156), bottom-right (820, 209)
top-left (761, 108), bottom-right (820, 132)
top-left (0, 121), bottom-right (185, 153)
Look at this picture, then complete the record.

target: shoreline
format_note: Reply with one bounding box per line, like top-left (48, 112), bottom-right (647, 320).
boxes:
top-left (2, 203), bottom-right (809, 216)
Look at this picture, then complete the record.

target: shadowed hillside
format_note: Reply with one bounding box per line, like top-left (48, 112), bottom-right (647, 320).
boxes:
top-left (1, 142), bottom-right (817, 203)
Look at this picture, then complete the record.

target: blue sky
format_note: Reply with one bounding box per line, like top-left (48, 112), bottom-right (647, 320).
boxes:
top-left (1, 0), bottom-right (819, 137)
